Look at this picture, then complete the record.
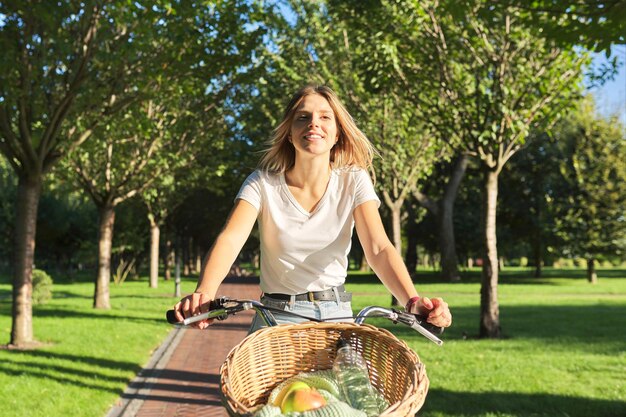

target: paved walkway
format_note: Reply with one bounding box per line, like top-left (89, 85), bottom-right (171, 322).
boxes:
top-left (106, 276), bottom-right (261, 417)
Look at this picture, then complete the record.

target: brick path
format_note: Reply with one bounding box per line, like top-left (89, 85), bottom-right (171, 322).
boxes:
top-left (107, 276), bottom-right (261, 417)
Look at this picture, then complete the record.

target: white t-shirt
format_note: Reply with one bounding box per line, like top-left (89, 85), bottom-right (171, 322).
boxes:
top-left (236, 167), bottom-right (380, 294)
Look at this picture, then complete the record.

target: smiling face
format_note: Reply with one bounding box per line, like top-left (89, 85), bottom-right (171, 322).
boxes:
top-left (289, 93), bottom-right (339, 160)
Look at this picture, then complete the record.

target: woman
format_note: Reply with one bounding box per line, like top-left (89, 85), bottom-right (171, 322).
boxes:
top-left (173, 85), bottom-right (452, 331)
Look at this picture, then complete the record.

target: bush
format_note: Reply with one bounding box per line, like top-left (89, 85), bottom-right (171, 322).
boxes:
top-left (32, 269), bottom-right (53, 305)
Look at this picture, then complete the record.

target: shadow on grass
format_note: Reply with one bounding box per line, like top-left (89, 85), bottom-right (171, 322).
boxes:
top-left (32, 307), bottom-right (166, 324)
top-left (378, 304), bottom-right (626, 351)
top-left (422, 388), bottom-right (626, 417)
top-left (51, 290), bottom-right (92, 299)
top-left (348, 268), bottom-right (626, 285)
top-left (0, 350), bottom-right (142, 394)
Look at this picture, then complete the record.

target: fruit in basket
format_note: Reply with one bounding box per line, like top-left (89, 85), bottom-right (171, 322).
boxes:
top-left (280, 385), bottom-right (327, 413)
top-left (273, 381), bottom-right (311, 407)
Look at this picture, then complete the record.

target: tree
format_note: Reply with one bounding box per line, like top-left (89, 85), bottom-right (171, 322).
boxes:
top-left (66, 98), bottom-right (188, 307)
top-left (0, 1), bottom-right (266, 341)
top-left (0, 1), bottom-right (156, 346)
top-left (142, 173), bottom-right (177, 288)
top-left (418, 0), bottom-right (586, 337)
top-left (552, 98), bottom-right (626, 282)
top-left (140, 92), bottom-right (244, 287)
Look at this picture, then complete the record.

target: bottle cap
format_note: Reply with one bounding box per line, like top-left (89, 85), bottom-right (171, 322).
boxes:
top-left (336, 337), bottom-right (349, 349)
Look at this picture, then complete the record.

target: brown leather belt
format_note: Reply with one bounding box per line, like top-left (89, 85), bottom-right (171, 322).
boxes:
top-left (264, 285), bottom-right (352, 302)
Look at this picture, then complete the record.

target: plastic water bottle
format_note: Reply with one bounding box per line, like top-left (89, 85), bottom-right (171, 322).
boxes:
top-left (332, 338), bottom-right (383, 416)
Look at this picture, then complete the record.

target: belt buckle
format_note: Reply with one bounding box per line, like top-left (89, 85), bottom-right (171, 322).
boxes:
top-left (308, 292), bottom-right (315, 302)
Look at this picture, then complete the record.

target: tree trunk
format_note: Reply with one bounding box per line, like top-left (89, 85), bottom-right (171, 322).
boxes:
top-left (404, 205), bottom-right (419, 275)
top-left (390, 203), bottom-right (403, 306)
top-left (479, 169), bottom-right (501, 338)
top-left (439, 206), bottom-right (459, 281)
top-left (359, 255), bottom-right (370, 271)
top-left (10, 175), bottom-right (42, 347)
top-left (587, 258), bottom-right (598, 284)
top-left (94, 204), bottom-right (115, 309)
top-left (390, 204), bottom-right (402, 254)
top-left (163, 238), bottom-right (172, 281)
top-left (149, 214), bottom-right (160, 288)
top-left (188, 238), bottom-right (197, 274)
top-left (438, 154), bottom-right (467, 281)
top-left (533, 236), bottom-right (542, 278)
top-left (195, 249), bottom-right (202, 274)
top-left (183, 237), bottom-right (190, 276)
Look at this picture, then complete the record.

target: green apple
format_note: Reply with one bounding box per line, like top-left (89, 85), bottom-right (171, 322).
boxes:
top-left (273, 381), bottom-right (311, 407)
top-left (280, 386), bottom-right (326, 413)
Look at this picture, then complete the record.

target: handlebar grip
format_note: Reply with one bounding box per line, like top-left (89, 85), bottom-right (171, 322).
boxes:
top-left (415, 316), bottom-right (444, 335)
top-left (396, 311), bottom-right (444, 335)
top-left (166, 309), bottom-right (180, 324)
top-left (165, 298), bottom-right (226, 324)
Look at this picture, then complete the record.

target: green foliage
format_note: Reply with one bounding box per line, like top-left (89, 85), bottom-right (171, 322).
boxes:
top-left (112, 198), bottom-right (150, 266)
top-left (31, 269), bottom-right (53, 305)
top-left (552, 98), bottom-right (626, 261)
top-left (36, 182), bottom-right (98, 271)
top-left (496, 0), bottom-right (626, 53)
top-left (498, 98), bottom-right (626, 268)
top-left (498, 130), bottom-right (565, 267)
top-left (425, 0), bottom-right (587, 166)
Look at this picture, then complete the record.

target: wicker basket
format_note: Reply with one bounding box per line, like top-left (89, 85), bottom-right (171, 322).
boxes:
top-left (220, 321), bottom-right (429, 417)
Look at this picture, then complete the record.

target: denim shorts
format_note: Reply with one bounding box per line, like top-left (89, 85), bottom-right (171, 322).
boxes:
top-left (247, 295), bottom-right (355, 334)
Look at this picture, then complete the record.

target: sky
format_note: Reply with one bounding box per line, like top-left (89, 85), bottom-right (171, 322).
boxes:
top-left (587, 46), bottom-right (626, 128)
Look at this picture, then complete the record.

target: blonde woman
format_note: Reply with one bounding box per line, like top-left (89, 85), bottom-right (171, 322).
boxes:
top-left (174, 85), bottom-right (452, 331)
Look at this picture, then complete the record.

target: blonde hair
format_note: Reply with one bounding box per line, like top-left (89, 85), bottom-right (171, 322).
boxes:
top-left (258, 85), bottom-right (377, 173)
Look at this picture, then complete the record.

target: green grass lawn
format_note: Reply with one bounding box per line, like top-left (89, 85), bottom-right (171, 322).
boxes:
top-left (1, 268), bottom-right (625, 417)
top-left (348, 268), bottom-right (626, 417)
top-left (0, 274), bottom-right (199, 417)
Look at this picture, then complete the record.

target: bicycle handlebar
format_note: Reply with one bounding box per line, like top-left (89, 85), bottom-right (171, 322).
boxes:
top-left (166, 297), bottom-right (444, 346)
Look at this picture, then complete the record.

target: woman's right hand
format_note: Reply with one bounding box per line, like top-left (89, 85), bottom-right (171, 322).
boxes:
top-left (173, 292), bottom-right (214, 329)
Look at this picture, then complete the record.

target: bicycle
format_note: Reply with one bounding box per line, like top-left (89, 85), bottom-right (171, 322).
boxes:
top-left (167, 297), bottom-right (444, 417)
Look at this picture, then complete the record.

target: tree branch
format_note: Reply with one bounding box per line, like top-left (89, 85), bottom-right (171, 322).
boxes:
top-left (40, 4), bottom-right (101, 159)
top-left (413, 189), bottom-right (439, 216)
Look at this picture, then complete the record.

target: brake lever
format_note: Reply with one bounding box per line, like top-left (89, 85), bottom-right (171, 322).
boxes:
top-left (393, 309), bottom-right (444, 346)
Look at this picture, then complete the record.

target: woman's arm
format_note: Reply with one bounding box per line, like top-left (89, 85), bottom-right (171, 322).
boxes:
top-left (354, 200), bottom-right (451, 327)
top-left (174, 199), bottom-right (258, 327)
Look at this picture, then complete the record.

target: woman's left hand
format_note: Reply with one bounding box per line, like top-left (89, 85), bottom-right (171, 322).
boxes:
top-left (410, 297), bottom-right (452, 328)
